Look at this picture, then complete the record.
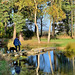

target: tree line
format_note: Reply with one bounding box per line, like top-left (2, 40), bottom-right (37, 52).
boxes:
top-left (0, 0), bottom-right (75, 43)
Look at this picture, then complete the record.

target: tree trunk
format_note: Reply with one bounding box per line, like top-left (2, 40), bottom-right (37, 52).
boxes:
top-left (54, 51), bottom-right (57, 71)
top-left (48, 18), bottom-right (52, 43)
top-left (35, 25), bottom-right (37, 34)
top-left (5, 22), bottom-right (7, 35)
top-left (48, 51), bottom-right (54, 75)
top-left (13, 24), bottom-right (16, 40)
top-left (34, 0), bottom-right (40, 43)
top-left (73, 10), bottom-right (75, 38)
top-left (71, 10), bottom-right (73, 38)
top-left (73, 57), bottom-right (74, 74)
top-left (19, 32), bottom-right (24, 41)
top-left (41, 17), bottom-right (43, 36)
top-left (52, 23), bottom-right (55, 38)
top-left (36, 55), bottom-right (40, 75)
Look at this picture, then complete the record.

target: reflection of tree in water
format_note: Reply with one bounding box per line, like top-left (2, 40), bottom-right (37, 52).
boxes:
top-left (27, 51), bottom-right (55, 75)
top-left (48, 51), bottom-right (54, 75)
top-left (12, 60), bottom-right (36, 75)
top-left (27, 55), bottom-right (37, 67)
top-left (11, 51), bottom-right (75, 75)
top-left (56, 51), bottom-right (74, 75)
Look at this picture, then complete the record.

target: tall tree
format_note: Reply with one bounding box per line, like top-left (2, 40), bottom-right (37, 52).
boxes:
top-left (15, 0), bottom-right (49, 43)
top-left (45, 3), bottom-right (66, 43)
top-left (9, 0), bottom-right (25, 40)
top-left (10, 12), bottom-right (25, 40)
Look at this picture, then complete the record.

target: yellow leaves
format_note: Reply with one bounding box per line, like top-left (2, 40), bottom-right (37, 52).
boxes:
top-left (15, 0), bottom-right (34, 10)
top-left (46, 3), bottom-right (66, 22)
top-left (58, 8), bottom-right (66, 21)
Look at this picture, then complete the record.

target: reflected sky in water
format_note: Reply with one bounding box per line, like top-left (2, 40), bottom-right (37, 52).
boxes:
top-left (0, 47), bottom-right (75, 75)
top-left (27, 51), bottom-right (54, 73)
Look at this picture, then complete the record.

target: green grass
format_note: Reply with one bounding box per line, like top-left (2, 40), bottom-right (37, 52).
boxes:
top-left (41, 38), bottom-right (75, 47)
top-left (7, 37), bottom-right (75, 50)
top-left (50, 39), bottom-right (75, 47)
top-left (0, 60), bottom-right (10, 75)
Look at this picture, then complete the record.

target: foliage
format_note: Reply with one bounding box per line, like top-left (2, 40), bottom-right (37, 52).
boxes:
top-left (0, 1), bottom-right (10, 37)
top-left (66, 43), bottom-right (75, 50)
top-left (6, 26), bottom-right (14, 38)
top-left (45, 3), bottom-right (66, 22)
top-left (23, 30), bottom-right (34, 39)
top-left (0, 1), bottom-right (9, 22)
top-left (10, 12), bottom-right (25, 33)
top-left (0, 22), bottom-right (5, 37)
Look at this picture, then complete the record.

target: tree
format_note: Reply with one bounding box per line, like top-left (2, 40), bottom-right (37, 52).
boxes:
top-left (10, 12), bottom-right (25, 40)
top-left (62, 0), bottom-right (75, 38)
top-left (45, 3), bottom-right (66, 43)
top-left (8, 0), bottom-right (25, 40)
top-left (15, 0), bottom-right (49, 43)
top-left (0, 1), bottom-right (9, 36)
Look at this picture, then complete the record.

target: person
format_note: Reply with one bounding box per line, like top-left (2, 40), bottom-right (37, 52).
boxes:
top-left (13, 37), bottom-right (21, 52)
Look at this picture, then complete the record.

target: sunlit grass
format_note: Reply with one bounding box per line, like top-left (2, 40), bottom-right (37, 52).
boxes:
top-left (7, 37), bottom-right (75, 50)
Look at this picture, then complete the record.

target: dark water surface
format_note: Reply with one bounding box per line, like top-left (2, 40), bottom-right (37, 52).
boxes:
top-left (0, 47), bottom-right (75, 75)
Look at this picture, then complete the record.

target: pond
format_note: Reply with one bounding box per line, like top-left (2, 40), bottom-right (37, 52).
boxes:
top-left (0, 47), bottom-right (75, 75)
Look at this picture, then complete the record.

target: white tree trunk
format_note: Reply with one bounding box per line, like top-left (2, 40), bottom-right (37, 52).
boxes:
top-left (48, 18), bottom-right (52, 43)
top-left (34, 0), bottom-right (40, 43)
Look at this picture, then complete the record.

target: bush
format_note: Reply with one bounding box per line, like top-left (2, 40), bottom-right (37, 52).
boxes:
top-left (23, 30), bottom-right (34, 39)
top-left (66, 43), bottom-right (75, 51)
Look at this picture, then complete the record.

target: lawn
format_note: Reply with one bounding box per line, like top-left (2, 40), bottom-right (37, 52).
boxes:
top-left (7, 37), bottom-right (75, 50)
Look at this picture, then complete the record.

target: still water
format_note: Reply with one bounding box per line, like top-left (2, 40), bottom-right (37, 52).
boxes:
top-left (0, 47), bottom-right (75, 75)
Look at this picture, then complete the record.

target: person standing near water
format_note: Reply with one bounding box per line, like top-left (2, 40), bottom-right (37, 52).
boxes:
top-left (13, 37), bottom-right (21, 52)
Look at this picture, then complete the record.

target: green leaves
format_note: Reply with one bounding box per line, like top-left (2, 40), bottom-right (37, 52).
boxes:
top-left (0, 1), bottom-right (9, 22)
top-left (10, 12), bottom-right (25, 33)
top-left (0, 22), bottom-right (5, 37)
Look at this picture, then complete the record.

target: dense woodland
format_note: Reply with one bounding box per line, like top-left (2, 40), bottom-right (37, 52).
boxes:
top-left (0, 0), bottom-right (75, 43)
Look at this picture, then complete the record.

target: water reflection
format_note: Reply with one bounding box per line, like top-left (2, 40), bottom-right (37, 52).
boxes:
top-left (25, 51), bottom-right (75, 75)
top-left (36, 55), bottom-right (40, 75)
top-left (48, 51), bottom-right (54, 75)
top-left (0, 47), bottom-right (75, 75)
top-left (27, 51), bottom-right (54, 73)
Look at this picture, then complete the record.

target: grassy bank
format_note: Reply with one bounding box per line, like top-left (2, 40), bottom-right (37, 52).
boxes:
top-left (7, 37), bottom-right (75, 50)
top-left (0, 54), bottom-right (10, 75)
top-left (0, 61), bottom-right (10, 75)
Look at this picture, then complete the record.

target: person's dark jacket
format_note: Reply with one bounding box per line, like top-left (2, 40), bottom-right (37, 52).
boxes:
top-left (13, 38), bottom-right (21, 46)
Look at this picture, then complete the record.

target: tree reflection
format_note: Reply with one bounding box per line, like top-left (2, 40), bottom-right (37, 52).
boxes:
top-left (48, 51), bottom-right (54, 75)
top-left (36, 54), bottom-right (40, 75)
top-left (54, 51), bottom-right (57, 71)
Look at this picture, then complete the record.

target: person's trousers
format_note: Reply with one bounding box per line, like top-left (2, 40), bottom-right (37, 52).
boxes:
top-left (15, 45), bottom-right (20, 52)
